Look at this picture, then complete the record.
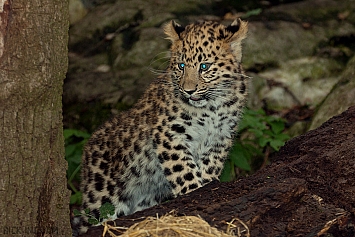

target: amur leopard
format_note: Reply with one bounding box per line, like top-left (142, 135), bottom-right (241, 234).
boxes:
top-left (73, 18), bottom-right (249, 235)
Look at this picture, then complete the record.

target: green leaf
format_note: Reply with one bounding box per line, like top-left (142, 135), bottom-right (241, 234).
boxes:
top-left (65, 144), bottom-right (78, 158)
top-left (70, 193), bottom-right (78, 205)
top-left (67, 161), bottom-right (81, 180)
top-left (64, 129), bottom-right (91, 139)
top-left (73, 209), bottom-right (82, 216)
top-left (238, 115), bottom-right (252, 131)
top-left (67, 149), bottom-right (82, 164)
top-left (270, 139), bottom-right (286, 151)
top-left (256, 108), bottom-right (266, 115)
top-left (269, 120), bottom-right (285, 134)
top-left (246, 108), bottom-right (265, 116)
top-left (263, 129), bottom-right (274, 137)
top-left (238, 108), bottom-right (267, 132)
top-left (88, 218), bottom-right (99, 225)
top-left (85, 208), bottom-right (91, 215)
top-left (273, 133), bottom-right (290, 141)
top-left (247, 120), bottom-right (264, 131)
top-left (249, 128), bottom-right (264, 138)
top-left (99, 202), bottom-right (115, 219)
top-left (237, 121), bottom-right (248, 132)
top-left (229, 143), bottom-right (251, 171)
top-left (258, 136), bottom-right (272, 148)
top-left (70, 191), bottom-right (82, 205)
top-left (232, 154), bottom-right (251, 171)
top-left (242, 143), bottom-right (263, 156)
top-left (63, 129), bottom-right (76, 139)
top-left (64, 129), bottom-right (88, 184)
top-left (220, 160), bottom-right (235, 182)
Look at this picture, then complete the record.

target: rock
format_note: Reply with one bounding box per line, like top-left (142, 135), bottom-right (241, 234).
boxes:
top-left (309, 55), bottom-right (355, 130)
top-left (68, 0), bottom-right (214, 51)
top-left (69, 3), bottom-right (140, 51)
top-left (247, 72), bottom-right (267, 109)
top-left (286, 120), bottom-right (309, 138)
top-left (264, 0), bottom-right (355, 25)
top-left (113, 27), bottom-right (169, 70)
top-left (243, 21), bottom-right (325, 69)
top-left (254, 57), bottom-right (344, 110)
top-left (64, 53), bottom-right (117, 105)
top-left (243, 18), bottom-right (355, 70)
top-left (69, 0), bottom-right (88, 25)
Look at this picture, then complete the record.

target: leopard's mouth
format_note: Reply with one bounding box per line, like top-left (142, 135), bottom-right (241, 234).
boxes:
top-left (180, 94), bottom-right (207, 107)
top-left (189, 95), bottom-right (203, 101)
top-left (178, 90), bottom-right (208, 107)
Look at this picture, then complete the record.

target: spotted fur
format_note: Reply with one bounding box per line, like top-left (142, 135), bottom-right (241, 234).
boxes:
top-left (73, 19), bottom-right (248, 236)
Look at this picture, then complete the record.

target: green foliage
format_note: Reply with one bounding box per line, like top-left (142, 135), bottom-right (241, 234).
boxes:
top-left (64, 129), bottom-right (90, 205)
top-left (74, 202), bottom-right (115, 225)
top-left (220, 108), bottom-right (290, 182)
top-left (242, 8), bottom-right (262, 18)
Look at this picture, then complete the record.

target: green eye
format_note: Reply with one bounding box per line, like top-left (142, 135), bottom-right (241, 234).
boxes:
top-left (178, 63), bottom-right (185, 70)
top-left (200, 63), bottom-right (211, 71)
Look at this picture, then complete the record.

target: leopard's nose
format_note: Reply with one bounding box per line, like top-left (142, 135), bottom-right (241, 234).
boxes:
top-left (184, 89), bottom-right (196, 95)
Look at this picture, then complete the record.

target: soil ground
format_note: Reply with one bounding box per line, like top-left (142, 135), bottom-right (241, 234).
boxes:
top-left (82, 106), bottom-right (355, 237)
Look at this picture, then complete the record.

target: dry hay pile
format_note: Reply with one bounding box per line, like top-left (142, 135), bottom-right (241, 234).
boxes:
top-left (102, 213), bottom-right (249, 237)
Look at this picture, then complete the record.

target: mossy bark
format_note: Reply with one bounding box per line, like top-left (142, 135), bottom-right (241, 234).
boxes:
top-left (0, 0), bottom-right (71, 236)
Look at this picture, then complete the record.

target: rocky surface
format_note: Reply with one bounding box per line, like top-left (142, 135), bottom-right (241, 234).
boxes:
top-left (64, 0), bottom-right (355, 134)
top-left (309, 55), bottom-right (355, 130)
top-left (81, 105), bottom-right (355, 237)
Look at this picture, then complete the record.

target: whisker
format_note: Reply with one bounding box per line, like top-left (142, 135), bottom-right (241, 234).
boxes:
top-left (148, 59), bottom-right (170, 70)
top-left (205, 91), bottom-right (231, 102)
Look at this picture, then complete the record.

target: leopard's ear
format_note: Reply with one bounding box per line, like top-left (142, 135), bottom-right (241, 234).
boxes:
top-left (164, 20), bottom-right (185, 42)
top-left (224, 19), bottom-right (248, 62)
top-left (225, 18), bottom-right (248, 42)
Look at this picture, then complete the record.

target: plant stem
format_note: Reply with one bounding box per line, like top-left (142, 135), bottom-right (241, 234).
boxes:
top-left (68, 164), bottom-right (81, 193)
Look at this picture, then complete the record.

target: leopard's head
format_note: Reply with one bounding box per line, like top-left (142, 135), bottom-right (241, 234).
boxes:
top-left (164, 19), bottom-right (248, 108)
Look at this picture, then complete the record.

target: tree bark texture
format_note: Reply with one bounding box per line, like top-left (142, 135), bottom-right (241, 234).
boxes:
top-left (0, 0), bottom-right (70, 236)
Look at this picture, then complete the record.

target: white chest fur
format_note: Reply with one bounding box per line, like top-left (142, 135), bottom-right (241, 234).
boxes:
top-left (179, 106), bottom-right (238, 161)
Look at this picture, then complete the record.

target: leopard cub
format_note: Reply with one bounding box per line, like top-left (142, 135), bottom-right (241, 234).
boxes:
top-left (73, 18), bottom-right (249, 235)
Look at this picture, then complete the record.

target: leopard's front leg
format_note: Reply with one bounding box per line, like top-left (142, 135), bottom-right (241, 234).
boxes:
top-left (157, 145), bottom-right (203, 196)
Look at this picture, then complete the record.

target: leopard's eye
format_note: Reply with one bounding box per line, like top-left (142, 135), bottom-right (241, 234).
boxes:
top-left (200, 63), bottom-right (211, 71)
top-left (178, 63), bottom-right (185, 70)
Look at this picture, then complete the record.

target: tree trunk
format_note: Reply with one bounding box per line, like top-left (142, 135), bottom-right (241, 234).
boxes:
top-left (0, 0), bottom-right (71, 236)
